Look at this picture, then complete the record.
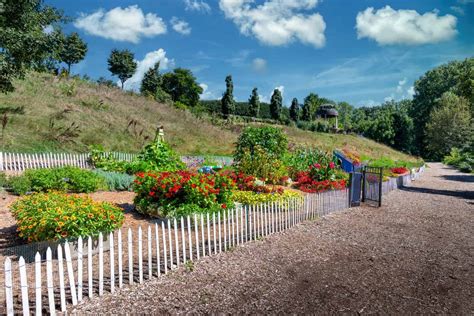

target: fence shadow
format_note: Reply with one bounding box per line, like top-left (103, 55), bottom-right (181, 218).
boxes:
top-left (439, 175), bottom-right (474, 183)
top-left (400, 186), bottom-right (474, 200)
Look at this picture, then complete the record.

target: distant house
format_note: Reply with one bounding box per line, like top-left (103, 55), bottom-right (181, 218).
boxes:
top-left (316, 103), bottom-right (339, 129)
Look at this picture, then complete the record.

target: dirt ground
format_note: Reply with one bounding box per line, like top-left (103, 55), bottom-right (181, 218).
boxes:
top-left (70, 163), bottom-right (474, 314)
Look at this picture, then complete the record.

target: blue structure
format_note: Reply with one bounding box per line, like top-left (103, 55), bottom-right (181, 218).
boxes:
top-left (333, 151), bottom-right (363, 173)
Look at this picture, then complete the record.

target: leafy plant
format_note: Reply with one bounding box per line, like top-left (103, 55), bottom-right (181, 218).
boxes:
top-left (133, 171), bottom-right (235, 218)
top-left (234, 126), bottom-right (288, 162)
top-left (8, 167), bottom-right (106, 195)
top-left (285, 147), bottom-right (333, 179)
top-left (11, 192), bottom-right (124, 242)
top-left (236, 146), bottom-right (287, 184)
top-left (8, 176), bottom-right (32, 195)
top-left (93, 169), bottom-right (134, 191)
top-left (232, 190), bottom-right (301, 205)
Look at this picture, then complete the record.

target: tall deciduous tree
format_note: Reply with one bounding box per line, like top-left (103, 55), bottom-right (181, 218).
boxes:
top-left (0, 0), bottom-right (65, 93)
top-left (289, 98), bottom-right (300, 122)
top-left (248, 87), bottom-right (260, 118)
top-left (336, 101), bottom-right (353, 130)
top-left (140, 62), bottom-right (162, 97)
top-left (107, 49), bottom-right (137, 90)
top-left (221, 75), bottom-right (235, 118)
top-left (425, 92), bottom-right (472, 161)
top-left (161, 68), bottom-right (203, 107)
top-left (59, 32), bottom-right (87, 74)
top-left (270, 88), bottom-right (282, 120)
top-left (303, 93), bottom-right (322, 120)
top-left (412, 57), bottom-right (474, 155)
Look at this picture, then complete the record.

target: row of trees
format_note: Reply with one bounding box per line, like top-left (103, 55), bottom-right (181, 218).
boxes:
top-left (0, 1), bottom-right (89, 92)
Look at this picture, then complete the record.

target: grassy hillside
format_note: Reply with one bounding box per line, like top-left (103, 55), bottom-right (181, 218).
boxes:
top-left (0, 72), bottom-right (419, 162)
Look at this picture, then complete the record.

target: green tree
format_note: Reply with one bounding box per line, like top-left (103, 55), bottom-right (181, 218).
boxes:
top-left (336, 101), bottom-right (353, 130)
top-left (248, 87), bottom-right (260, 118)
top-left (412, 58), bottom-right (474, 155)
top-left (59, 32), bottom-right (87, 74)
top-left (221, 75), bottom-right (235, 118)
top-left (303, 93), bottom-right (323, 120)
top-left (107, 49), bottom-right (137, 90)
top-left (425, 92), bottom-right (472, 160)
top-left (0, 0), bottom-right (65, 93)
top-left (161, 68), bottom-right (203, 107)
top-left (140, 62), bottom-right (162, 97)
top-left (392, 100), bottom-right (415, 153)
top-left (289, 98), bottom-right (300, 122)
top-left (270, 88), bottom-right (282, 120)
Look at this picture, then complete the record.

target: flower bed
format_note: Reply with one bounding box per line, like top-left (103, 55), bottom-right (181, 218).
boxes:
top-left (293, 161), bottom-right (348, 193)
top-left (133, 171), bottom-right (235, 218)
top-left (11, 192), bottom-right (124, 242)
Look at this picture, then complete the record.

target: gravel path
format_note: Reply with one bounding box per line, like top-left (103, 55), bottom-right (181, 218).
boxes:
top-left (72, 163), bottom-right (474, 314)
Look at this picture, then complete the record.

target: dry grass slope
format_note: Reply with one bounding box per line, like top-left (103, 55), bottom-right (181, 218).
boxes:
top-left (0, 72), bottom-right (419, 162)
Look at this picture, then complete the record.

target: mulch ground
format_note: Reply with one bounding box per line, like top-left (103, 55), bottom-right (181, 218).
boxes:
top-left (70, 163), bottom-right (474, 314)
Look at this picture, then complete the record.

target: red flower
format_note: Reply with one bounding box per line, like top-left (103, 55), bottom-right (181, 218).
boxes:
top-left (149, 191), bottom-right (155, 197)
top-left (221, 203), bottom-right (227, 209)
top-left (329, 162), bottom-right (335, 169)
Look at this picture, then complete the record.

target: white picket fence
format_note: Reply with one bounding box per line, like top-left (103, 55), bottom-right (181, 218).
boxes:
top-left (0, 152), bottom-right (137, 173)
top-left (2, 190), bottom-right (350, 315)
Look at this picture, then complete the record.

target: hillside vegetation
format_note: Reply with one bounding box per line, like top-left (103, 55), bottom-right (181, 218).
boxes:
top-left (0, 72), bottom-right (419, 162)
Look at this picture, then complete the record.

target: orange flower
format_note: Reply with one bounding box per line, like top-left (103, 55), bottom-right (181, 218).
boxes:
top-left (61, 231), bottom-right (68, 238)
top-left (87, 213), bottom-right (94, 219)
top-left (55, 227), bottom-right (61, 232)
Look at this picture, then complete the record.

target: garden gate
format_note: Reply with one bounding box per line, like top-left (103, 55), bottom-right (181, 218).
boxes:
top-left (361, 166), bottom-right (383, 207)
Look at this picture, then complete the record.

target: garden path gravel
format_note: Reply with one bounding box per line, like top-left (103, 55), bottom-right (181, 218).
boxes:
top-left (71, 163), bottom-right (473, 314)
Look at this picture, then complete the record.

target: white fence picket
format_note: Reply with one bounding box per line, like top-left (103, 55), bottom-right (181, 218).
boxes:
top-left (118, 230), bottom-right (123, 287)
top-left (148, 226), bottom-right (152, 279)
top-left (88, 236), bottom-right (93, 298)
top-left (35, 252), bottom-right (42, 315)
top-left (77, 237), bottom-right (83, 302)
top-left (187, 216), bottom-right (193, 261)
top-left (212, 212), bottom-right (217, 255)
top-left (110, 232), bottom-right (115, 293)
top-left (200, 214), bottom-right (205, 257)
top-left (19, 256), bottom-right (30, 316)
top-left (167, 220), bottom-right (173, 269)
top-left (138, 227), bottom-right (143, 283)
top-left (180, 217), bottom-right (186, 263)
top-left (64, 242), bottom-right (78, 305)
top-left (218, 211), bottom-right (222, 253)
top-left (207, 213), bottom-right (211, 255)
top-left (194, 214), bottom-right (200, 260)
top-left (162, 222), bottom-right (168, 274)
top-left (98, 233), bottom-right (104, 296)
top-left (46, 248), bottom-right (56, 316)
top-left (155, 224), bottom-right (161, 277)
top-left (57, 245), bottom-right (66, 312)
top-left (173, 219), bottom-right (179, 267)
top-left (128, 229), bottom-right (133, 285)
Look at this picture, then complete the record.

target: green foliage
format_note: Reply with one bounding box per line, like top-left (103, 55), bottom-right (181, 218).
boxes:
top-left (107, 49), bottom-right (137, 89)
top-left (0, 0), bottom-right (65, 93)
top-left (59, 80), bottom-right (77, 96)
top-left (93, 169), bottom-right (135, 191)
top-left (412, 57), bottom-right (474, 155)
top-left (234, 126), bottom-right (288, 162)
top-left (161, 68), bottom-right (203, 107)
top-left (0, 172), bottom-right (7, 187)
top-left (96, 77), bottom-right (116, 88)
top-left (237, 146), bottom-right (288, 184)
top-left (8, 175), bottom-right (32, 195)
top-left (336, 101), bottom-right (353, 130)
top-left (270, 88), bottom-right (282, 120)
top-left (232, 190), bottom-right (301, 205)
top-left (425, 92), bottom-right (472, 161)
top-left (289, 98), bottom-right (300, 122)
top-left (248, 87), bottom-right (260, 118)
top-left (443, 148), bottom-right (474, 173)
top-left (285, 147), bottom-right (333, 178)
top-left (140, 62), bottom-right (162, 97)
top-left (133, 171), bottom-right (235, 218)
top-left (59, 32), bottom-right (87, 73)
top-left (24, 167), bottom-right (106, 194)
top-left (221, 75), bottom-right (235, 118)
top-left (302, 93), bottom-right (323, 121)
top-left (11, 192), bottom-right (124, 242)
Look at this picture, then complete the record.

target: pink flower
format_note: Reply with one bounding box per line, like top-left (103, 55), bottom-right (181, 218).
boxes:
top-left (314, 163), bottom-right (321, 169)
top-left (329, 162), bottom-right (335, 169)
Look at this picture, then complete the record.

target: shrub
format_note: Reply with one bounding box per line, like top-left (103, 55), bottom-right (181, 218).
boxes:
top-left (0, 172), bottom-right (8, 188)
top-left (11, 192), bottom-right (124, 242)
top-left (285, 147), bottom-right (333, 179)
top-left (443, 147), bottom-right (473, 173)
top-left (93, 169), bottom-right (134, 191)
top-left (23, 167), bottom-right (106, 194)
top-left (232, 190), bottom-right (301, 205)
top-left (133, 171), bottom-right (235, 218)
top-left (234, 126), bottom-right (288, 162)
top-left (8, 176), bottom-right (32, 195)
top-left (236, 146), bottom-right (288, 184)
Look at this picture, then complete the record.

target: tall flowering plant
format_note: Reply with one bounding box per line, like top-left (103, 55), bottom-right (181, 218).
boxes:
top-left (294, 161), bottom-right (348, 193)
top-left (133, 171), bottom-right (235, 218)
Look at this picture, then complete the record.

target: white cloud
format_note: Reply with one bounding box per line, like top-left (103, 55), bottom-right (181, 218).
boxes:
top-left (170, 17), bottom-right (191, 35)
top-left (123, 49), bottom-right (174, 90)
top-left (219, 0), bottom-right (326, 48)
top-left (199, 83), bottom-right (217, 100)
top-left (407, 86), bottom-right (415, 97)
top-left (356, 6), bottom-right (457, 45)
top-left (184, 0), bottom-right (211, 13)
top-left (43, 25), bottom-right (54, 34)
top-left (252, 58), bottom-right (267, 72)
top-left (450, 6), bottom-right (465, 15)
top-left (74, 5), bottom-right (167, 43)
top-left (396, 78), bottom-right (407, 93)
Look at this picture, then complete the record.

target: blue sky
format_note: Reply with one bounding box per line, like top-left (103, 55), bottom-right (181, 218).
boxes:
top-left (46, 0), bottom-right (474, 107)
